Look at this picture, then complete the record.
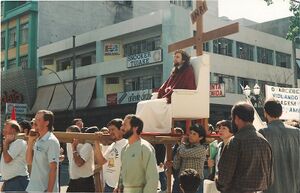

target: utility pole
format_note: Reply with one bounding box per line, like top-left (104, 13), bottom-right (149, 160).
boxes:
top-left (72, 35), bottom-right (76, 118)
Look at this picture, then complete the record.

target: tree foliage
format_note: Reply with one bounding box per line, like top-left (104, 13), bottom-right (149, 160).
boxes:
top-left (264, 0), bottom-right (300, 41)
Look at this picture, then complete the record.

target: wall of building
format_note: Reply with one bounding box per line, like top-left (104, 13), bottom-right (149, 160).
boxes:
top-left (37, 1), bottom-right (133, 46)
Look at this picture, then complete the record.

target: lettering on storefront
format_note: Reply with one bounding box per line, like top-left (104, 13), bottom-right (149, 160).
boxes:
top-left (107, 89), bottom-right (153, 105)
top-left (210, 83), bottom-right (225, 97)
top-left (1, 89), bottom-right (24, 112)
top-left (127, 49), bottom-right (162, 68)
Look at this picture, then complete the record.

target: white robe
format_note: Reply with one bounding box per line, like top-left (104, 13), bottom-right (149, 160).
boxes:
top-left (136, 98), bottom-right (172, 133)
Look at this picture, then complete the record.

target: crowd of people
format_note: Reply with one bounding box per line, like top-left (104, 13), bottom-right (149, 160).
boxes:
top-left (1, 99), bottom-right (299, 193)
top-left (1, 50), bottom-right (300, 193)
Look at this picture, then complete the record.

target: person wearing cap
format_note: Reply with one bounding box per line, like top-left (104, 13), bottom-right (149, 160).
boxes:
top-left (216, 102), bottom-right (273, 193)
top-left (173, 124), bottom-right (207, 193)
top-left (1, 119), bottom-right (29, 191)
top-left (207, 120), bottom-right (234, 180)
top-left (259, 98), bottom-right (300, 193)
top-left (66, 125), bottom-right (96, 192)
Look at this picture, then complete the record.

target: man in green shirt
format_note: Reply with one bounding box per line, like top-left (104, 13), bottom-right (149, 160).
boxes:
top-left (116, 114), bottom-right (158, 193)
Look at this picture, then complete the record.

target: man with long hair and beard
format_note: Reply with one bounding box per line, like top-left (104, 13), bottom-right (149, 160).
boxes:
top-left (115, 114), bottom-right (158, 193)
top-left (136, 49), bottom-right (196, 133)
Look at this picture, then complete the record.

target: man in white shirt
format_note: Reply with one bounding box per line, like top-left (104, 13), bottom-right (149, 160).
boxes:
top-left (1, 119), bottom-right (29, 191)
top-left (26, 110), bottom-right (60, 192)
top-left (94, 118), bottom-right (127, 192)
top-left (66, 125), bottom-right (95, 192)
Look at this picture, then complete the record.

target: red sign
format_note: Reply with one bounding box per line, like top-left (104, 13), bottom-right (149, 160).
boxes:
top-left (210, 83), bottom-right (225, 97)
top-left (107, 93), bottom-right (117, 106)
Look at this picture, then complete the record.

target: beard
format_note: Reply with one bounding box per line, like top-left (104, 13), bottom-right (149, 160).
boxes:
top-left (123, 129), bottom-right (134, 139)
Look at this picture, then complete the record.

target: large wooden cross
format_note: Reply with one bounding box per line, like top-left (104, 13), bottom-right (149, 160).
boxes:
top-left (168, 0), bottom-right (239, 56)
top-left (166, 1), bottom-right (239, 192)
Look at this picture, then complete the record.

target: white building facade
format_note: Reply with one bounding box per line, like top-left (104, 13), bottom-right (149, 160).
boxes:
top-left (34, 3), bottom-right (299, 128)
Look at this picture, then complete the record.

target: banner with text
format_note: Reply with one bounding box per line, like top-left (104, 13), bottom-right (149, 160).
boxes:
top-left (265, 85), bottom-right (300, 120)
top-left (104, 43), bottom-right (120, 55)
top-left (5, 103), bottom-right (28, 114)
top-left (210, 83), bottom-right (225, 97)
top-left (127, 49), bottom-right (162, 68)
top-left (117, 89), bottom-right (153, 104)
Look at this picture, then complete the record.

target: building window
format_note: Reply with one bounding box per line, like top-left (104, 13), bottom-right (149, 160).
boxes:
top-left (277, 83), bottom-right (292, 88)
top-left (140, 76), bottom-right (154, 90)
top-left (124, 77), bottom-right (140, 91)
top-left (7, 59), bottom-right (16, 69)
top-left (170, 0), bottom-right (192, 8)
top-left (1, 31), bottom-right (5, 50)
top-left (106, 77), bottom-right (120, 84)
top-left (212, 73), bottom-right (235, 93)
top-left (43, 58), bottom-right (54, 66)
top-left (213, 38), bottom-right (233, 57)
top-left (257, 80), bottom-right (275, 97)
top-left (203, 42), bottom-right (209, 52)
top-left (20, 23), bottom-right (29, 44)
top-left (124, 75), bottom-right (161, 91)
top-left (124, 36), bottom-right (161, 56)
top-left (257, 47), bottom-right (273, 65)
top-left (57, 59), bottom-right (71, 71)
top-left (276, 51), bottom-right (291, 68)
top-left (20, 55), bottom-right (28, 69)
top-left (237, 77), bottom-right (256, 94)
top-left (81, 55), bottom-right (92, 66)
top-left (236, 42), bottom-right (254, 61)
top-left (9, 28), bottom-right (16, 48)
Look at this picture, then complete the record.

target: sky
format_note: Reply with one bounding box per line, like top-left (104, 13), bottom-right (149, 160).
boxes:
top-left (218, 0), bottom-right (293, 23)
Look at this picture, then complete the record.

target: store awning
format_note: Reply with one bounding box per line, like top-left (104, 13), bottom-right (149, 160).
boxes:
top-left (48, 82), bottom-right (73, 112)
top-left (31, 85), bottom-right (56, 113)
top-left (68, 77), bottom-right (96, 110)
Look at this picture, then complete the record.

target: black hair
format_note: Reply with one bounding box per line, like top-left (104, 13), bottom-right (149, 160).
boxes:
top-left (179, 169), bottom-right (201, 193)
top-left (216, 120), bottom-right (234, 134)
top-left (190, 124), bottom-right (206, 144)
top-left (231, 102), bottom-right (254, 123)
top-left (66, 125), bottom-right (80, 133)
top-left (264, 98), bottom-right (282, 118)
top-left (107, 118), bottom-right (123, 130)
top-left (125, 114), bottom-right (144, 135)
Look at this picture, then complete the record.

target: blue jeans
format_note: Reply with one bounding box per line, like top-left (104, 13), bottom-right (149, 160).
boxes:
top-left (104, 183), bottom-right (115, 193)
top-left (159, 171), bottom-right (167, 191)
top-left (172, 170), bottom-right (181, 193)
top-left (2, 175), bottom-right (29, 191)
top-left (196, 178), bottom-right (204, 193)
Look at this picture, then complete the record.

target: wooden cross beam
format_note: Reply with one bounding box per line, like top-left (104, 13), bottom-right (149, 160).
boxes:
top-left (168, 0), bottom-right (239, 56)
top-left (17, 132), bottom-right (182, 145)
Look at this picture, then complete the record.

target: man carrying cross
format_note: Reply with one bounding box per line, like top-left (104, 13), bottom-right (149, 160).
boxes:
top-left (136, 49), bottom-right (196, 133)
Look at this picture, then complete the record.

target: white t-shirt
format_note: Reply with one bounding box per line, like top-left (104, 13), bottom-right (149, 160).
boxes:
top-left (0, 139), bottom-right (28, 180)
top-left (103, 138), bottom-right (127, 188)
top-left (67, 143), bottom-right (94, 179)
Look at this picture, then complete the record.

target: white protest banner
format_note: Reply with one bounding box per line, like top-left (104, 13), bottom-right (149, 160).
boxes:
top-left (265, 85), bottom-right (300, 120)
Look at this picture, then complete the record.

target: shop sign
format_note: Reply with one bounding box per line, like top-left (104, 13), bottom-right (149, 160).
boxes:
top-left (6, 103), bottom-right (28, 114)
top-left (127, 49), bottom-right (162, 68)
top-left (104, 43), bottom-right (120, 55)
top-left (117, 89), bottom-right (153, 104)
top-left (265, 85), bottom-right (300, 120)
top-left (210, 83), bottom-right (225, 97)
top-left (107, 93), bottom-right (118, 106)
